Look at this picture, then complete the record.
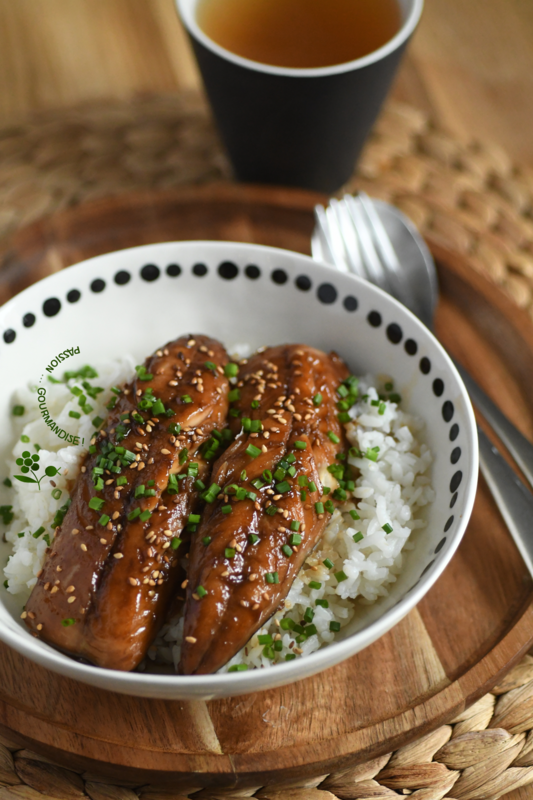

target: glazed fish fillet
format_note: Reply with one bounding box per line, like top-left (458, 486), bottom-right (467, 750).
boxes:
top-left (24, 334), bottom-right (229, 671)
top-left (180, 344), bottom-right (349, 675)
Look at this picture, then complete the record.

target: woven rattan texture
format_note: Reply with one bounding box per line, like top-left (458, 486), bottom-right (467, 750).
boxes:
top-left (0, 92), bottom-right (533, 800)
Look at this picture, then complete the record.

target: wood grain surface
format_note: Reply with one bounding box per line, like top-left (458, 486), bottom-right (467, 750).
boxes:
top-left (0, 184), bottom-right (532, 788)
top-left (0, 1), bottom-right (533, 165)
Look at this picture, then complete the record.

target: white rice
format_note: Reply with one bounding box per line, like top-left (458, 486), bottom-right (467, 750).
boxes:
top-left (2, 354), bottom-right (434, 672)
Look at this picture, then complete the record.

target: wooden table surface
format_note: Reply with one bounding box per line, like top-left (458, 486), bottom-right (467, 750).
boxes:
top-left (0, 0), bottom-right (532, 165)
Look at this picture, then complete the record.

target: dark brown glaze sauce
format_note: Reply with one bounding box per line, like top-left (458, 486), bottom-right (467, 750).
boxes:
top-left (24, 335), bottom-right (229, 671)
top-left (180, 344), bottom-right (349, 675)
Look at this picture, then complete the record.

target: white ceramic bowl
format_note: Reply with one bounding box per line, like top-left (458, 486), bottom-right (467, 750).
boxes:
top-left (0, 241), bottom-right (478, 699)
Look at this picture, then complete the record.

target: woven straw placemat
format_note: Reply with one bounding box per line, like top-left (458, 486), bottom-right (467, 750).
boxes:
top-left (1, 92), bottom-right (533, 800)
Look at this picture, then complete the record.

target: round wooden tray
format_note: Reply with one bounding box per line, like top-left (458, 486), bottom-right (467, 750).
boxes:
top-left (0, 184), bottom-right (532, 791)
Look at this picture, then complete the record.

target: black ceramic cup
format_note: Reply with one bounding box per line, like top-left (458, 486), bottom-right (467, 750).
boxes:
top-left (177, 0), bottom-right (423, 193)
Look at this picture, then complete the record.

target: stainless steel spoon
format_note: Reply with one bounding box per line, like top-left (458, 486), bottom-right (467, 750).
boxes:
top-left (312, 193), bottom-right (533, 574)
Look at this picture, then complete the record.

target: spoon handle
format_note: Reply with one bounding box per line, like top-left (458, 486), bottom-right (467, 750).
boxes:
top-left (456, 364), bottom-right (533, 490)
top-left (478, 426), bottom-right (533, 576)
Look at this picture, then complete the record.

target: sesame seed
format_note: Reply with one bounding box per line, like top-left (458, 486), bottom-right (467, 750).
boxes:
top-left (50, 586), bottom-right (59, 594)
top-left (105, 479), bottom-right (114, 485)
top-left (273, 494), bottom-right (282, 501)
top-left (168, 380), bottom-right (178, 386)
top-left (67, 596), bottom-right (76, 604)
top-left (187, 339), bottom-right (196, 346)
top-left (181, 579), bottom-right (188, 589)
top-left (130, 463), bottom-right (138, 469)
top-left (148, 590), bottom-right (155, 597)
top-left (192, 593), bottom-right (199, 601)
top-left (114, 553), bottom-right (124, 559)
top-left (240, 600), bottom-right (250, 607)
top-left (249, 573), bottom-right (258, 581)
top-left (80, 544), bottom-right (88, 552)
top-left (100, 538), bottom-right (107, 544)
top-left (185, 636), bottom-right (197, 644)
top-left (262, 445), bottom-right (267, 453)
top-left (20, 611), bottom-right (27, 619)
top-left (114, 491), bottom-right (120, 500)
top-left (252, 603), bottom-right (260, 610)
top-left (66, 585), bottom-right (75, 593)
top-left (294, 413), bottom-right (302, 421)
top-left (156, 349), bottom-right (163, 357)
top-left (71, 529), bottom-right (79, 535)
top-left (81, 466), bottom-right (86, 473)
top-left (221, 570), bottom-right (230, 577)
top-left (161, 449), bottom-right (171, 455)
top-left (37, 623), bottom-right (43, 631)
top-left (138, 462), bottom-right (145, 471)
top-left (128, 577), bottom-right (138, 586)
top-left (162, 542), bottom-right (170, 549)
top-left (44, 582), bottom-right (50, 590)
top-left (112, 511), bottom-right (120, 520)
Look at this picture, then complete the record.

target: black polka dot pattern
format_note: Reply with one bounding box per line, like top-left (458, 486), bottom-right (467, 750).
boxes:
top-left (451, 447), bottom-right (461, 464)
top-left (192, 263), bottom-right (208, 277)
top-left (114, 270), bottom-right (131, 286)
top-left (442, 400), bottom-right (454, 422)
top-left (343, 295), bottom-right (358, 312)
top-left (295, 275), bottom-right (312, 291)
top-left (218, 261), bottom-right (238, 280)
top-left (245, 265), bottom-right (260, 279)
top-left (141, 264), bottom-right (160, 282)
top-left (405, 339), bottom-right (417, 356)
top-left (317, 283), bottom-right (337, 304)
top-left (386, 323), bottom-right (402, 344)
top-left (23, 313), bottom-right (35, 328)
top-left (43, 298), bottom-right (61, 316)
top-left (90, 279), bottom-right (105, 293)
top-left (367, 310), bottom-right (382, 327)
top-left (271, 268), bottom-right (288, 285)
top-left (166, 264), bottom-right (181, 277)
top-left (420, 357), bottom-right (431, 374)
top-left (67, 290), bottom-right (80, 303)
top-left (433, 378), bottom-right (444, 397)
top-left (3, 329), bottom-right (15, 344)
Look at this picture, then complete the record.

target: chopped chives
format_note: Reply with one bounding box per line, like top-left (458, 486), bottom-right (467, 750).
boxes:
top-left (265, 571), bottom-right (279, 584)
top-left (171, 537), bottom-right (182, 549)
top-left (20, 435), bottom-right (30, 443)
top-left (92, 416), bottom-right (104, 428)
top-left (228, 388), bottom-right (240, 403)
top-left (338, 412), bottom-right (351, 423)
top-left (312, 393), bottom-right (322, 406)
top-left (135, 485), bottom-right (145, 498)
top-left (202, 536), bottom-right (212, 546)
top-left (127, 508), bottom-right (141, 521)
top-left (194, 479), bottom-right (206, 491)
top-left (327, 431), bottom-right (340, 444)
top-left (286, 453), bottom-right (296, 464)
top-left (228, 663), bottom-right (249, 671)
top-left (266, 505), bottom-right (277, 516)
top-left (116, 476), bottom-right (127, 486)
top-left (323, 558), bottom-right (334, 569)
top-left (274, 467), bottom-right (286, 481)
top-left (181, 395), bottom-right (193, 404)
top-left (276, 481), bottom-right (291, 493)
top-left (324, 499), bottom-right (335, 514)
top-left (204, 361), bottom-right (216, 371)
top-left (303, 607), bottom-right (315, 623)
top-left (262, 469), bottom-right (273, 482)
top-left (309, 580), bottom-right (322, 590)
top-left (294, 440), bottom-right (307, 450)
top-left (179, 448), bottom-right (188, 465)
top-left (353, 531), bottom-right (364, 543)
top-left (314, 502), bottom-right (324, 514)
top-left (258, 634), bottom-right (272, 645)
top-left (281, 544), bottom-right (293, 557)
top-left (300, 490), bottom-right (307, 501)
top-left (251, 478), bottom-right (264, 490)
top-left (274, 640), bottom-right (283, 652)
top-left (61, 618), bottom-right (75, 627)
top-left (168, 422), bottom-right (181, 435)
top-left (280, 618), bottom-right (295, 631)
top-left (365, 446), bottom-right (380, 462)
top-left (196, 585), bottom-right (207, 598)
top-left (139, 510), bottom-right (151, 522)
top-left (225, 548), bottom-right (236, 559)
top-left (221, 505), bottom-right (232, 514)
top-left (224, 363), bottom-right (238, 378)
top-left (288, 533), bottom-right (302, 546)
top-left (290, 520), bottom-right (300, 531)
top-left (251, 400), bottom-right (260, 409)
top-left (335, 570), bottom-right (348, 582)
top-left (69, 410), bottom-right (81, 419)
top-left (32, 526), bottom-right (45, 539)
top-left (329, 621), bottom-right (341, 632)
top-left (287, 466), bottom-right (296, 478)
top-left (382, 523), bottom-right (393, 534)
top-left (298, 475), bottom-right (308, 487)
top-left (285, 653), bottom-right (296, 661)
top-left (98, 514), bottom-right (110, 526)
top-left (308, 481), bottom-right (317, 493)
top-left (240, 469), bottom-right (247, 481)
top-left (245, 444), bottom-right (262, 458)
top-left (378, 401), bottom-right (386, 415)
top-left (315, 599), bottom-right (329, 608)
top-left (333, 488), bottom-right (347, 501)
top-left (385, 381), bottom-right (394, 391)
top-left (389, 393), bottom-right (402, 403)
top-left (88, 497), bottom-right (105, 511)
top-left (263, 645), bottom-right (275, 659)
top-left (188, 514), bottom-right (201, 524)
top-left (337, 384), bottom-right (349, 398)
top-left (248, 533), bottom-right (260, 544)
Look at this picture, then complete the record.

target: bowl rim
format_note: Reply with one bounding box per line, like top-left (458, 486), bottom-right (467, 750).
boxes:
top-left (0, 239), bottom-right (479, 695)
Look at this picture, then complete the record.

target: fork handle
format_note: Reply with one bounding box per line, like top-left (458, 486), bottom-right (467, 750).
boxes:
top-left (455, 362), bottom-right (533, 489)
top-left (478, 426), bottom-right (533, 575)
